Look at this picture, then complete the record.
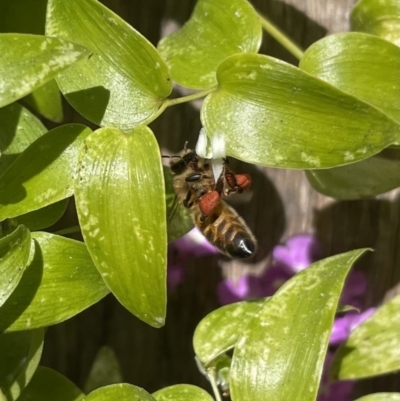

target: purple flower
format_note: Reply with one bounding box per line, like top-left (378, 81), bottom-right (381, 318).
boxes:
top-left (217, 262), bottom-right (291, 305)
top-left (218, 234), bottom-right (320, 304)
top-left (330, 308), bottom-right (376, 345)
top-left (317, 352), bottom-right (354, 401)
top-left (273, 234), bottom-right (320, 274)
top-left (167, 228), bottom-right (219, 291)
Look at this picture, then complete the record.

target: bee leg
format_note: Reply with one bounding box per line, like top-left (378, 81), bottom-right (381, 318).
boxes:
top-left (234, 173), bottom-right (252, 191)
top-left (183, 189), bottom-right (194, 208)
top-left (199, 190), bottom-right (220, 220)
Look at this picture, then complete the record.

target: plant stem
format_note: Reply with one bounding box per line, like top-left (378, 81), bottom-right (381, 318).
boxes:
top-left (140, 88), bottom-right (215, 126)
top-left (259, 13), bottom-right (304, 60)
top-left (53, 225), bottom-right (81, 235)
top-left (207, 369), bottom-right (222, 401)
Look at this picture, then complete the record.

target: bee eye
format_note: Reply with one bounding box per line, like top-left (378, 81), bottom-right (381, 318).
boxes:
top-left (185, 173), bottom-right (202, 182)
top-left (203, 163), bottom-right (209, 169)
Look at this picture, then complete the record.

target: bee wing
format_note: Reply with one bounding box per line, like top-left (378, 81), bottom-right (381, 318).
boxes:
top-left (167, 194), bottom-right (181, 225)
top-left (167, 195), bottom-right (193, 242)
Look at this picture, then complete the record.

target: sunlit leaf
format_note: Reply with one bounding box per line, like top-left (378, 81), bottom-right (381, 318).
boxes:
top-left (230, 249), bottom-right (368, 401)
top-left (0, 232), bottom-right (109, 332)
top-left (153, 384), bottom-right (213, 401)
top-left (158, 0), bottom-right (261, 89)
top-left (23, 80), bottom-right (63, 123)
top-left (351, 0), bottom-right (400, 46)
top-left (0, 329), bottom-right (44, 401)
top-left (84, 346), bottom-right (123, 394)
top-left (18, 366), bottom-right (84, 401)
top-left (0, 103), bottom-right (47, 176)
top-left (0, 124), bottom-right (91, 220)
top-left (0, 225), bottom-right (31, 308)
top-left (75, 126), bottom-right (167, 327)
top-left (0, 33), bottom-right (90, 107)
top-left (46, 0), bottom-right (172, 130)
top-left (84, 384), bottom-right (155, 401)
top-left (164, 166), bottom-right (193, 242)
top-left (300, 32), bottom-right (400, 124)
top-left (331, 294), bottom-right (400, 379)
top-left (354, 394), bottom-right (400, 401)
top-left (11, 199), bottom-right (69, 231)
top-left (193, 300), bottom-right (265, 365)
top-left (201, 54), bottom-right (400, 169)
top-left (306, 148), bottom-right (400, 199)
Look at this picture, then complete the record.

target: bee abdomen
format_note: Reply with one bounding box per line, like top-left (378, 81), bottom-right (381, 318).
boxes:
top-left (226, 232), bottom-right (256, 258)
top-left (200, 210), bottom-right (257, 259)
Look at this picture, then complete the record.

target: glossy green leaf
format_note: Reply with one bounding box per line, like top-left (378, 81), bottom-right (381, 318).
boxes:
top-left (0, 124), bottom-right (91, 221)
top-left (18, 366), bottom-right (84, 401)
top-left (331, 294), bottom-right (400, 379)
top-left (164, 166), bottom-right (193, 242)
top-left (0, 33), bottom-right (90, 107)
top-left (193, 300), bottom-right (265, 365)
top-left (0, 225), bottom-right (31, 308)
top-left (46, 0), bottom-right (172, 130)
top-left (351, 0), bottom-right (400, 46)
top-left (0, 329), bottom-right (44, 401)
top-left (230, 249), bottom-right (368, 401)
top-left (354, 394), bottom-right (400, 401)
top-left (84, 384), bottom-right (155, 401)
top-left (75, 126), bottom-right (167, 327)
top-left (300, 32), bottom-right (400, 124)
top-left (0, 232), bottom-right (109, 332)
top-left (11, 199), bottom-right (69, 231)
top-left (158, 0), bottom-right (261, 89)
top-left (23, 80), bottom-right (63, 122)
top-left (84, 346), bottom-right (123, 394)
top-left (0, 103), bottom-right (47, 176)
top-left (306, 148), bottom-right (400, 199)
top-left (153, 384), bottom-right (213, 401)
top-left (201, 54), bottom-right (400, 169)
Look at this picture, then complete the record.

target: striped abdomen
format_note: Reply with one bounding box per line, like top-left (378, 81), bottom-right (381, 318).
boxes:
top-left (193, 201), bottom-right (257, 259)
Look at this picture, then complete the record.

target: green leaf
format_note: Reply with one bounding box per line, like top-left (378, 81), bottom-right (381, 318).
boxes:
top-left (201, 54), bottom-right (400, 169)
top-left (0, 232), bottom-right (109, 332)
top-left (0, 33), bottom-right (90, 107)
top-left (158, 0), bottom-right (261, 89)
top-left (193, 300), bottom-right (265, 365)
top-left (0, 124), bottom-right (91, 221)
top-left (300, 32), bottom-right (400, 124)
top-left (306, 148), bottom-right (400, 199)
top-left (18, 366), bottom-right (84, 401)
top-left (10, 199), bottom-right (69, 231)
top-left (0, 225), bottom-right (31, 308)
top-left (351, 0), bottom-right (400, 46)
top-left (75, 126), bottom-right (167, 327)
top-left (0, 329), bottom-right (44, 401)
top-left (331, 294), bottom-right (400, 379)
top-left (164, 166), bottom-right (193, 242)
top-left (46, 0), bottom-right (172, 130)
top-left (84, 346), bottom-right (123, 394)
top-left (23, 80), bottom-right (63, 123)
top-left (354, 394), bottom-right (400, 401)
top-left (0, 103), bottom-right (47, 176)
top-left (153, 384), bottom-right (213, 401)
top-left (230, 249), bottom-right (368, 401)
top-left (84, 384), bottom-right (155, 401)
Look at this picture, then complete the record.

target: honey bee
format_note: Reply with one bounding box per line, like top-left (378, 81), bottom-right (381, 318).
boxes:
top-left (166, 148), bottom-right (257, 259)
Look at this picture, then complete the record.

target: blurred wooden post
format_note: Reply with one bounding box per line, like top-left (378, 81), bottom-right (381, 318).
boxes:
top-left (42, 0), bottom-right (400, 397)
